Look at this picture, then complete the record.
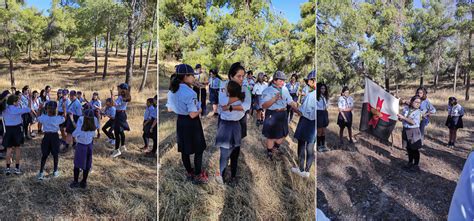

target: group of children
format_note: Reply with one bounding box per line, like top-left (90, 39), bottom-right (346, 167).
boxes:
top-left (0, 83), bottom-right (157, 188)
top-left (167, 62), bottom-right (316, 186)
top-left (315, 84), bottom-right (465, 173)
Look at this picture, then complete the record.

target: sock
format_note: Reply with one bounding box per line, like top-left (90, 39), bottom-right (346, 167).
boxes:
top-left (15, 164), bottom-right (19, 169)
top-left (317, 136), bottom-right (321, 146)
top-left (82, 169), bottom-right (89, 183)
top-left (6, 164), bottom-right (10, 169)
top-left (322, 136), bottom-right (326, 146)
top-left (73, 167), bottom-right (80, 183)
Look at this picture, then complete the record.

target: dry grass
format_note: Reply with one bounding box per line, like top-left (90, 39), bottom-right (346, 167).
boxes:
top-left (158, 61), bottom-right (315, 220)
top-left (0, 50), bottom-right (157, 219)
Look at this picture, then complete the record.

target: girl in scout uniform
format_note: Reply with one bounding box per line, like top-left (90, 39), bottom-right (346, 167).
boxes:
top-left (1, 94), bottom-right (33, 175)
top-left (215, 62), bottom-right (252, 186)
top-left (58, 89), bottom-right (71, 146)
top-left (243, 70), bottom-right (256, 116)
top-left (145, 95), bottom-right (158, 157)
top-left (110, 83), bottom-right (131, 158)
top-left (37, 101), bottom-right (66, 180)
top-left (291, 71), bottom-right (316, 178)
top-left (168, 64), bottom-right (208, 184)
top-left (142, 98), bottom-right (155, 150)
top-left (446, 97), bottom-right (464, 148)
top-left (101, 98), bottom-right (116, 145)
top-left (208, 69), bottom-right (222, 116)
top-left (20, 86), bottom-right (33, 140)
top-left (337, 86), bottom-right (354, 146)
top-left (317, 83), bottom-right (329, 152)
top-left (63, 90), bottom-right (83, 153)
top-left (261, 71), bottom-right (299, 160)
top-left (286, 74), bottom-right (300, 123)
top-left (252, 72), bottom-right (268, 126)
top-left (397, 95), bottom-right (422, 172)
top-left (416, 87), bottom-right (436, 145)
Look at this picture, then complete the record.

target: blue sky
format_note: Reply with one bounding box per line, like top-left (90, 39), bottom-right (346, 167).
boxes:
top-left (25, 0), bottom-right (50, 14)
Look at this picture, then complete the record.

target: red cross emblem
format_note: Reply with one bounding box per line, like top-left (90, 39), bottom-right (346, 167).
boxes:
top-left (367, 97), bottom-right (391, 128)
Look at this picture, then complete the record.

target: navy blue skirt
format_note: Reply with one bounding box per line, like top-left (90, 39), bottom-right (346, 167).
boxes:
top-left (114, 111), bottom-right (130, 131)
top-left (177, 115), bottom-right (206, 155)
top-left (294, 116), bottom-right (316, 143)
top-left (66, 115), bottom-right (80, 134)
top-left (262, 110), bottom-right (289, 139)
top-left (2, 124), bottom-right (24, 148)
top-left (317, 110), bottom-right (329, 128)
top-left (253, 95), bottom-right (263, 110)
top-left (209, 88), bottom-right (219, 105)
top-left (337, 111), bottom-right (353, 128)
top-left (446, 116), bottom-right (463, 129)
top-left (216, 119), bottom-right (241, 148)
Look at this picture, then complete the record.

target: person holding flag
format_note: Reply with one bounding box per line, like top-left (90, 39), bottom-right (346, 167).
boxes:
top-left (397, 95), bottom-right (423, 172)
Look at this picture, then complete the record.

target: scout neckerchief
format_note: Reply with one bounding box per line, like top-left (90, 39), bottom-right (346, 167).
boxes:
top-left (405, 107), bottom-right (420, 124)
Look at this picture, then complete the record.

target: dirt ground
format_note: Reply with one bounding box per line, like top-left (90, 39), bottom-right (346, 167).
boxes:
top-left (0, 51), bottom-right (157, 219)
top-left (317, 85), bottom-right (474, 220)
top-left (158, 66), bottom-right (315, 220)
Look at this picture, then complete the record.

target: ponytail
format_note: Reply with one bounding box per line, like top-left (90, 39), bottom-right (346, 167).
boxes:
top-left (170, 75), bottom-right (185, 93)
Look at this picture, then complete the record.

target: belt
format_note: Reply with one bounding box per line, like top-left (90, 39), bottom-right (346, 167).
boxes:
top-left (269, 108), bottom-right (286, 112)
top-left (116, 110), bottom-right (126, 113)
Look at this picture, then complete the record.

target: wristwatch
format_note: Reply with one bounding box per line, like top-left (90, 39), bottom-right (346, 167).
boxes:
top-left (229, 105), bottom-right (233, 112)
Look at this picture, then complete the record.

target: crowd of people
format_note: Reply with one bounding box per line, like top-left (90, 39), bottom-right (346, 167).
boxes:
top-left (0, 83), bottom-right (157, 189)
top-left (315, 83), bottom-right (465, 173)
top-left (166, 63), bottom-right (316, 186)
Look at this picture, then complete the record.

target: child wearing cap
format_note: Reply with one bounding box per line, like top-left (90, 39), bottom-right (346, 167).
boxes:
top-left (142, 98), bottom-right (155, 150)
top-left (70, 109), bottom-right (100, 189)
top-left (215, 62), bottom-right (252, 186)
top-left (0, 94), bottom-right (33, 175)
top-left (110, 83), bottom-right (131, 158)
top-left (252, 72), bottom-right (268, 126)
top-left (291, 71), bottom-right (316, 178)
top-left (89, 92), bottom-right (102, 138)
top-left (261, 71), bottom-right (299, 160)
top-left (145, 95), bottom-right (157, 157)
top-left (316, 83), bottom-right (330, 152)
top-left (102, 98), bottom-right (116, 145)
top-left (168, 63), bottom-right (208, 184)
top-left (446, 97), bottom-right (464, 148)
top-left (286, 74), bottom-right (300, 123)
top-left (63, 90), bottom-right (83, 153)
top-left (37, 101), bottom-right (66, 180)
top-left (337, 86), bottom-right (355, 146)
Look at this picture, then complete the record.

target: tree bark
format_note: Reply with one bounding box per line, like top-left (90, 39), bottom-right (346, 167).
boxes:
top-left (9, 59), bottom-right (15, 87)
top-left (434, 44), bottom-right (440, 87)
top-left (48, 40), bottom-right (53, 66)
top-left (94, 36), bottom-right (98, 74)
top-left (125, 0), bottom-right (137, 85)
top-left (154, 48), bottom-right (157, 64)
top-left (27, 41), bottom-right (32, 64)
top-left (419, 68), bottom-right (424, 87)
top-left (139, 40), bottom-right (153, 92)
top-left (139, 43), bottom-right (143, 68)
top-left (454, 59), bottom-right (459, 94)
top-left (115, 41), bottom-right (119, 56)
top-left (103, 31), bottom-right (111, 80)
top-left (466, 9), bottom-right (473, 101)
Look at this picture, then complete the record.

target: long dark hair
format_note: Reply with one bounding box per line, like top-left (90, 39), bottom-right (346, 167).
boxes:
top-left (416, 87), bottom-right (427, 100)
top-left (227, 81), bottom-right (245, 101)
top-left (256, 73), bottom-right (265, 84)
top-left (120, 88), bottom-right (131, 102)
top-left (39, 89), bottom-right (47, 102)
top-left (210, 69), bottom-right (222, 80)
top-left (448, 97), bottom-right (457, 107)
top-left (82, 116), bottom-right (96, 132)
top-left (317, 83), bottom-right (328, 101)
top-left (170, 74), bottom-right (187, 93)
top-left (228, 62), bottom-right (245, 80)
top-left (341, 86), bottom-right (349, 96)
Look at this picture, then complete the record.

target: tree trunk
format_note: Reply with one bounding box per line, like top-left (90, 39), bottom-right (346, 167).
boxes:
top-left (103, 31), bottom-right (111, 80)
top-left (454, 59), bottom-right (459, 94)
top-left (466, 9), bottom-right (473, 101)
top-left (132, 47), bottom-right (136, 66)
top-left (110, 40), bottom-right (114, 52)
top-left (434, 45), bottom-right (440, 88)
top-left (139, 40), bottom-right (153, 92)
top-left (27, 41), bottom-right (32, 64)
top-left (463, 68), bottom-right (467, 86)
top-left (154, 48), bottom-right (157, 64)
top-left (419, 69), bottom-right (424, 87)
top-left (115, 41), bottom-right (118, 56)
top-left (9, 59), bottom-right (15, 87)
top-left (384, 59), bottom-right (389, 91)
top-left (139, 43), bottom-right (143, 68)
top-left (125, 0), bottom-right (137, 85)
top-left (94, 36), bottom-right (98, 74)
top-left (48, 40), bottom-right (53, 66)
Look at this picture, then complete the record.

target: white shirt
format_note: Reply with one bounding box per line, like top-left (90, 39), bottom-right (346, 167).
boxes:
top-left (448, 152), bottom-right (474, 221)
top-left (219, 100), bottom-right (245, 121)
top-left (218, 80), bottom-right (251, 114)
top-left (338, 96), bottom-right (354, 110)
top-left (252, 82), bottom-right (268, 96)
top-left (401, 106), bottom-right (421, 128)
top-left (299, 90), bottom-right (316, 120)
top-left (260, 85), bottom-right (294, 110)
top-left (316, 96), bottom-right (327, 111)
top-left (448, 104), bottom-right (465, 117)
top-left (72, 116), bottom-right (100, 145)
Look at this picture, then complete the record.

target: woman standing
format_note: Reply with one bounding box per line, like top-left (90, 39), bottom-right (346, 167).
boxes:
top-left (317, 83), bottom-right (329, 152)
top-left (398, 96), bottom-right (422, 172)
top-left (337, 86), bottom-right (354, 146)
top-left (168, 64), bottom-right (208, 184)
top-left (286, 74), bottom-right (300, 123)
top-left (110, 83), bottom-right (131, 158)
top-left (208, 69), bottom-right (222, 116)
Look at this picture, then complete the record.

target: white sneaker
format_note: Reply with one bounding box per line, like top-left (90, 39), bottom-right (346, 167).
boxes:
top-left (215, 175), bottom-right (224, 184)
top-left (37, 172), bottom-right (45, 180)
top-left (111, 149), bottom-right (121, 158)
top-left (120, 145), bottom-right (127, 151)
top-left (301, 171), bottom-right (311, 178)
top-left (291, 167), bottom-right (301, 174)
top-left (53, 171), bottom-right (60, 177)
top-left (14, 168), bottom-right (22, 175)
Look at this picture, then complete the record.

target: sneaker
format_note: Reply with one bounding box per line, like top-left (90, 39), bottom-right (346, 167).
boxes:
top-left (79, 181), bottom-right (87, 189)
top-left (14, 168), bottom-right (22, 175)
top-left (111, 149), bottom-right (121, 158)
top-left (301, 171), bottom-right (311, 178)
top-left (318, 146), bottom-right (329, 152)
top-left (291, 167), bottom-right (302, 174)
top-left (120, 145), bottom-right (127, 151)
top-left (192, 171), bottom-right (209, 185)
top-left (5, 168), bottom-right (11, 176)
top-left (69, 181), bottom-right (80, 189)
top-left (215, 175), bottom-right (224, 184)
top-left (37, 172), bottom-right (45, 180)
top-left (186, 169), bottom-right (195, 181)
top-left (53, 171), bottom-right (60, 177)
